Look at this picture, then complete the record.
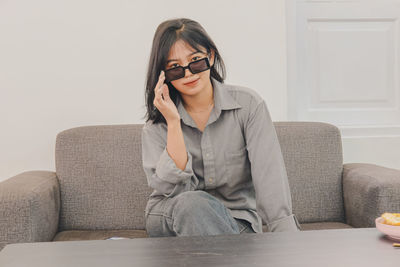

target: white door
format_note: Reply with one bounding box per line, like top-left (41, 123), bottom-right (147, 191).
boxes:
top-left (287, 0), bottom-right (400, 169)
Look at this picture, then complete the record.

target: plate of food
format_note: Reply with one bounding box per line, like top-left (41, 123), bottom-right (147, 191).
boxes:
top-left (375, 213), bottom-right (400, 241)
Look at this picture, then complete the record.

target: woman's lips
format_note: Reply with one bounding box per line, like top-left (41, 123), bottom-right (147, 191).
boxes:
top-left (184, 78), bottom-right (199, 86)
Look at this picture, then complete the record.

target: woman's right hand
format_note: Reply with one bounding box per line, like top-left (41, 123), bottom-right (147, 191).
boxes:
top-left (153, 70), bottom-right (181, 123)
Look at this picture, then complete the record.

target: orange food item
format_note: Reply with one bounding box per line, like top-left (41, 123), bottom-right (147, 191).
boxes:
top-left (381, 213), bottom-right (400, 226)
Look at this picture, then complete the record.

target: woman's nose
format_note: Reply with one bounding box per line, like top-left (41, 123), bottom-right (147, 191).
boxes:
top-left (184, 68), bottom-right (193, 77)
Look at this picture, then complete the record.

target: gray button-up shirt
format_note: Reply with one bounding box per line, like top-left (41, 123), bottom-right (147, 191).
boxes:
top-left (142, 77), bottom-right (301, 233)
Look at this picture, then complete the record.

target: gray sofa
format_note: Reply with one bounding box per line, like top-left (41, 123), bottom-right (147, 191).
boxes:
top-left (1, 122), bottom-right (400, 251)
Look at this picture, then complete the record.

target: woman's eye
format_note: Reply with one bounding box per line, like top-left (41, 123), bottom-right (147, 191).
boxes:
top-left (168, 57), bottom-right (202, 68)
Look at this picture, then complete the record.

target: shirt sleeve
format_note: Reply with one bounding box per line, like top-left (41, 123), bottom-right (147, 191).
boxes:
top-left (141, 122), bottom-right (199, 198)
top-left (244, 99), bottom-right (301, 232)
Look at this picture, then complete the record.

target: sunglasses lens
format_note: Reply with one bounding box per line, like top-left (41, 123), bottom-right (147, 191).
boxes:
top-left (165, 67), bottom-right (184, 82)
top-left (164, 58), bottom-right (210, 82)
top-left (190, 58), bottom-right (210, 74)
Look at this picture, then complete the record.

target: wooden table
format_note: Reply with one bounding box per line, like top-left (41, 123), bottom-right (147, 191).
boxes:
top-left (0, 228), bottom-right (399, 266)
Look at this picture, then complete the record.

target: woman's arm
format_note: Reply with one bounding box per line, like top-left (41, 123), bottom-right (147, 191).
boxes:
top-left (166, 120), bottom-right (188, 171)
top-left (245, 99), bottom-right (300, 232)
top-left (141, 121), bottom-right (199, 198)
top-left (152, 70), bottom-right (188, 171)
top-left (142, 70), bottom-right (198, 197)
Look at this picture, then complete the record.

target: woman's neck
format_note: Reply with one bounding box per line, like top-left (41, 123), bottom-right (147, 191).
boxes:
top-left (181, 80), bottom-right (214, 113)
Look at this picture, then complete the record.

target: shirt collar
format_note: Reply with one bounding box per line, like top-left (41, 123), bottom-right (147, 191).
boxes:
top-left (176, 77), bottom-right (242, 128)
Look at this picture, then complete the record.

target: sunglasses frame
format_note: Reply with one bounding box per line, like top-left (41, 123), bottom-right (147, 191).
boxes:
top-left (164, 56), bottom-right (211, 82)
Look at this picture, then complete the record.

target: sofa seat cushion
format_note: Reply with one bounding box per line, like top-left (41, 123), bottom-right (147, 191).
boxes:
top-left (53, 230), bottom-right (148, 241)
top-left (299, 222), bottom-right (352, 231)
top-left (54, 222), bottom-right (353, 241)
top-left (262, 222), bottom-right (352, 232)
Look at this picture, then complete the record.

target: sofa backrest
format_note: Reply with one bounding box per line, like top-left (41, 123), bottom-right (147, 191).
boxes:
top-left (55, 122), bottom-right (344, 231)
top-left (274, 122), bottom-right (344, 224)
top-left (55, 124), bottom-right (151, 231)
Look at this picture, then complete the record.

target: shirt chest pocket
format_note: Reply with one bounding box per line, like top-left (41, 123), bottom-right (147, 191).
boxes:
top-left (223, 148), bottom-right (252, 186)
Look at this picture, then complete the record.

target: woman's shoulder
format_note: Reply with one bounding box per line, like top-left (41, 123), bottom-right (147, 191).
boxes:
top-left (221, 81), bottom-right (265, 108)
top-left (142, 119), bottom-right (168, 135)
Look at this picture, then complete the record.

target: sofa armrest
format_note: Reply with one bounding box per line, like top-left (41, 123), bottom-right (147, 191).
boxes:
top-left (0, 171), bottom-right (60, 250)
top-left (343, 163), bottom-right (400, 228)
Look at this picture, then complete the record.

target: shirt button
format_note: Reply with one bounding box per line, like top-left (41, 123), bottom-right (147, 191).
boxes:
top-left (208, 178), bottom-right (213, 183)
top-left (206, 153), bottom-right (210, 158)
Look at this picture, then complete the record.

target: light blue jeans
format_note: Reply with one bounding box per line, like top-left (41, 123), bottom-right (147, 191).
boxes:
top-left (145, 190), bottom-right (256, 237)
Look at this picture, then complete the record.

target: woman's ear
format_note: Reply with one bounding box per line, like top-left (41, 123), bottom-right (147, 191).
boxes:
top-left (209, 49), bottom-right (215, 67)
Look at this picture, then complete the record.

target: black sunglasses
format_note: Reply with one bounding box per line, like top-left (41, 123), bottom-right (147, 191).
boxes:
top-left (164, 57), bottom-right (211, 82)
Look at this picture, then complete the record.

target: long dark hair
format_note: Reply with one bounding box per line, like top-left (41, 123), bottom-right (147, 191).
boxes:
top-left (143, 18), bottom-right (226, 124)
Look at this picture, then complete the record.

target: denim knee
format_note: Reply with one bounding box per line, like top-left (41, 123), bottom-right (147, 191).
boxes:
top-left (147, 190), bottom-right (240, 237)
top-left (172, 191), bottom-right (224, 219)
top-left (171, 191), bottom-right (240, 234)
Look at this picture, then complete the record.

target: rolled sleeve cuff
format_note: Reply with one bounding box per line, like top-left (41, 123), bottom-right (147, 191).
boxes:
top-left (267, 214), bottom-right (301, 232)
top-left (162, 177), bottom-right (199, 198)
top-left (155, 148), bottom-right (194, 184)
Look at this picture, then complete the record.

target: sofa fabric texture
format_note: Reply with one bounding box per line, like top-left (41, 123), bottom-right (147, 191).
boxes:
top-left (0, 171), bottom-right (60, 248)
top-left (274, 122), bottom-right (344, 223)
top-left (343, 163), bottom-right (400, 228)
top-left (55, 125), bottom-right (152, 231)
top-left (54, 122), bottom-right (344, 231)
top-left (1, 122), bottom-right (399, 251)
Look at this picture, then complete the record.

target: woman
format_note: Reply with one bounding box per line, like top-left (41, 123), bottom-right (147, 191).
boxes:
top-left (142, 18), bottom-right (300, 237)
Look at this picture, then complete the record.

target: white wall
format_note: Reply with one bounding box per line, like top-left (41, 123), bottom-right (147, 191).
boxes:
top-left (0, 0), bottom-right (289, 181)
top-left (1, 0), bottom-right (398, 183)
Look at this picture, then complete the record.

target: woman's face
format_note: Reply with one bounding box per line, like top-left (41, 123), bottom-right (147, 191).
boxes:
top-left (165, 39), bottom-right (215, 97)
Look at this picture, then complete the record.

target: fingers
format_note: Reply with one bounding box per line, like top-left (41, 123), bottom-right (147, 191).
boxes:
top-left (154, 71), bottom-right (163, 94)
top-left (153, 71), bottom-right (167, 109)
top-left (155, 71), bottom-right (165, 92)
top-left (154, 85), bottom-right (163, 101)
top-left (162, 83), bottom-right (170, 100)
